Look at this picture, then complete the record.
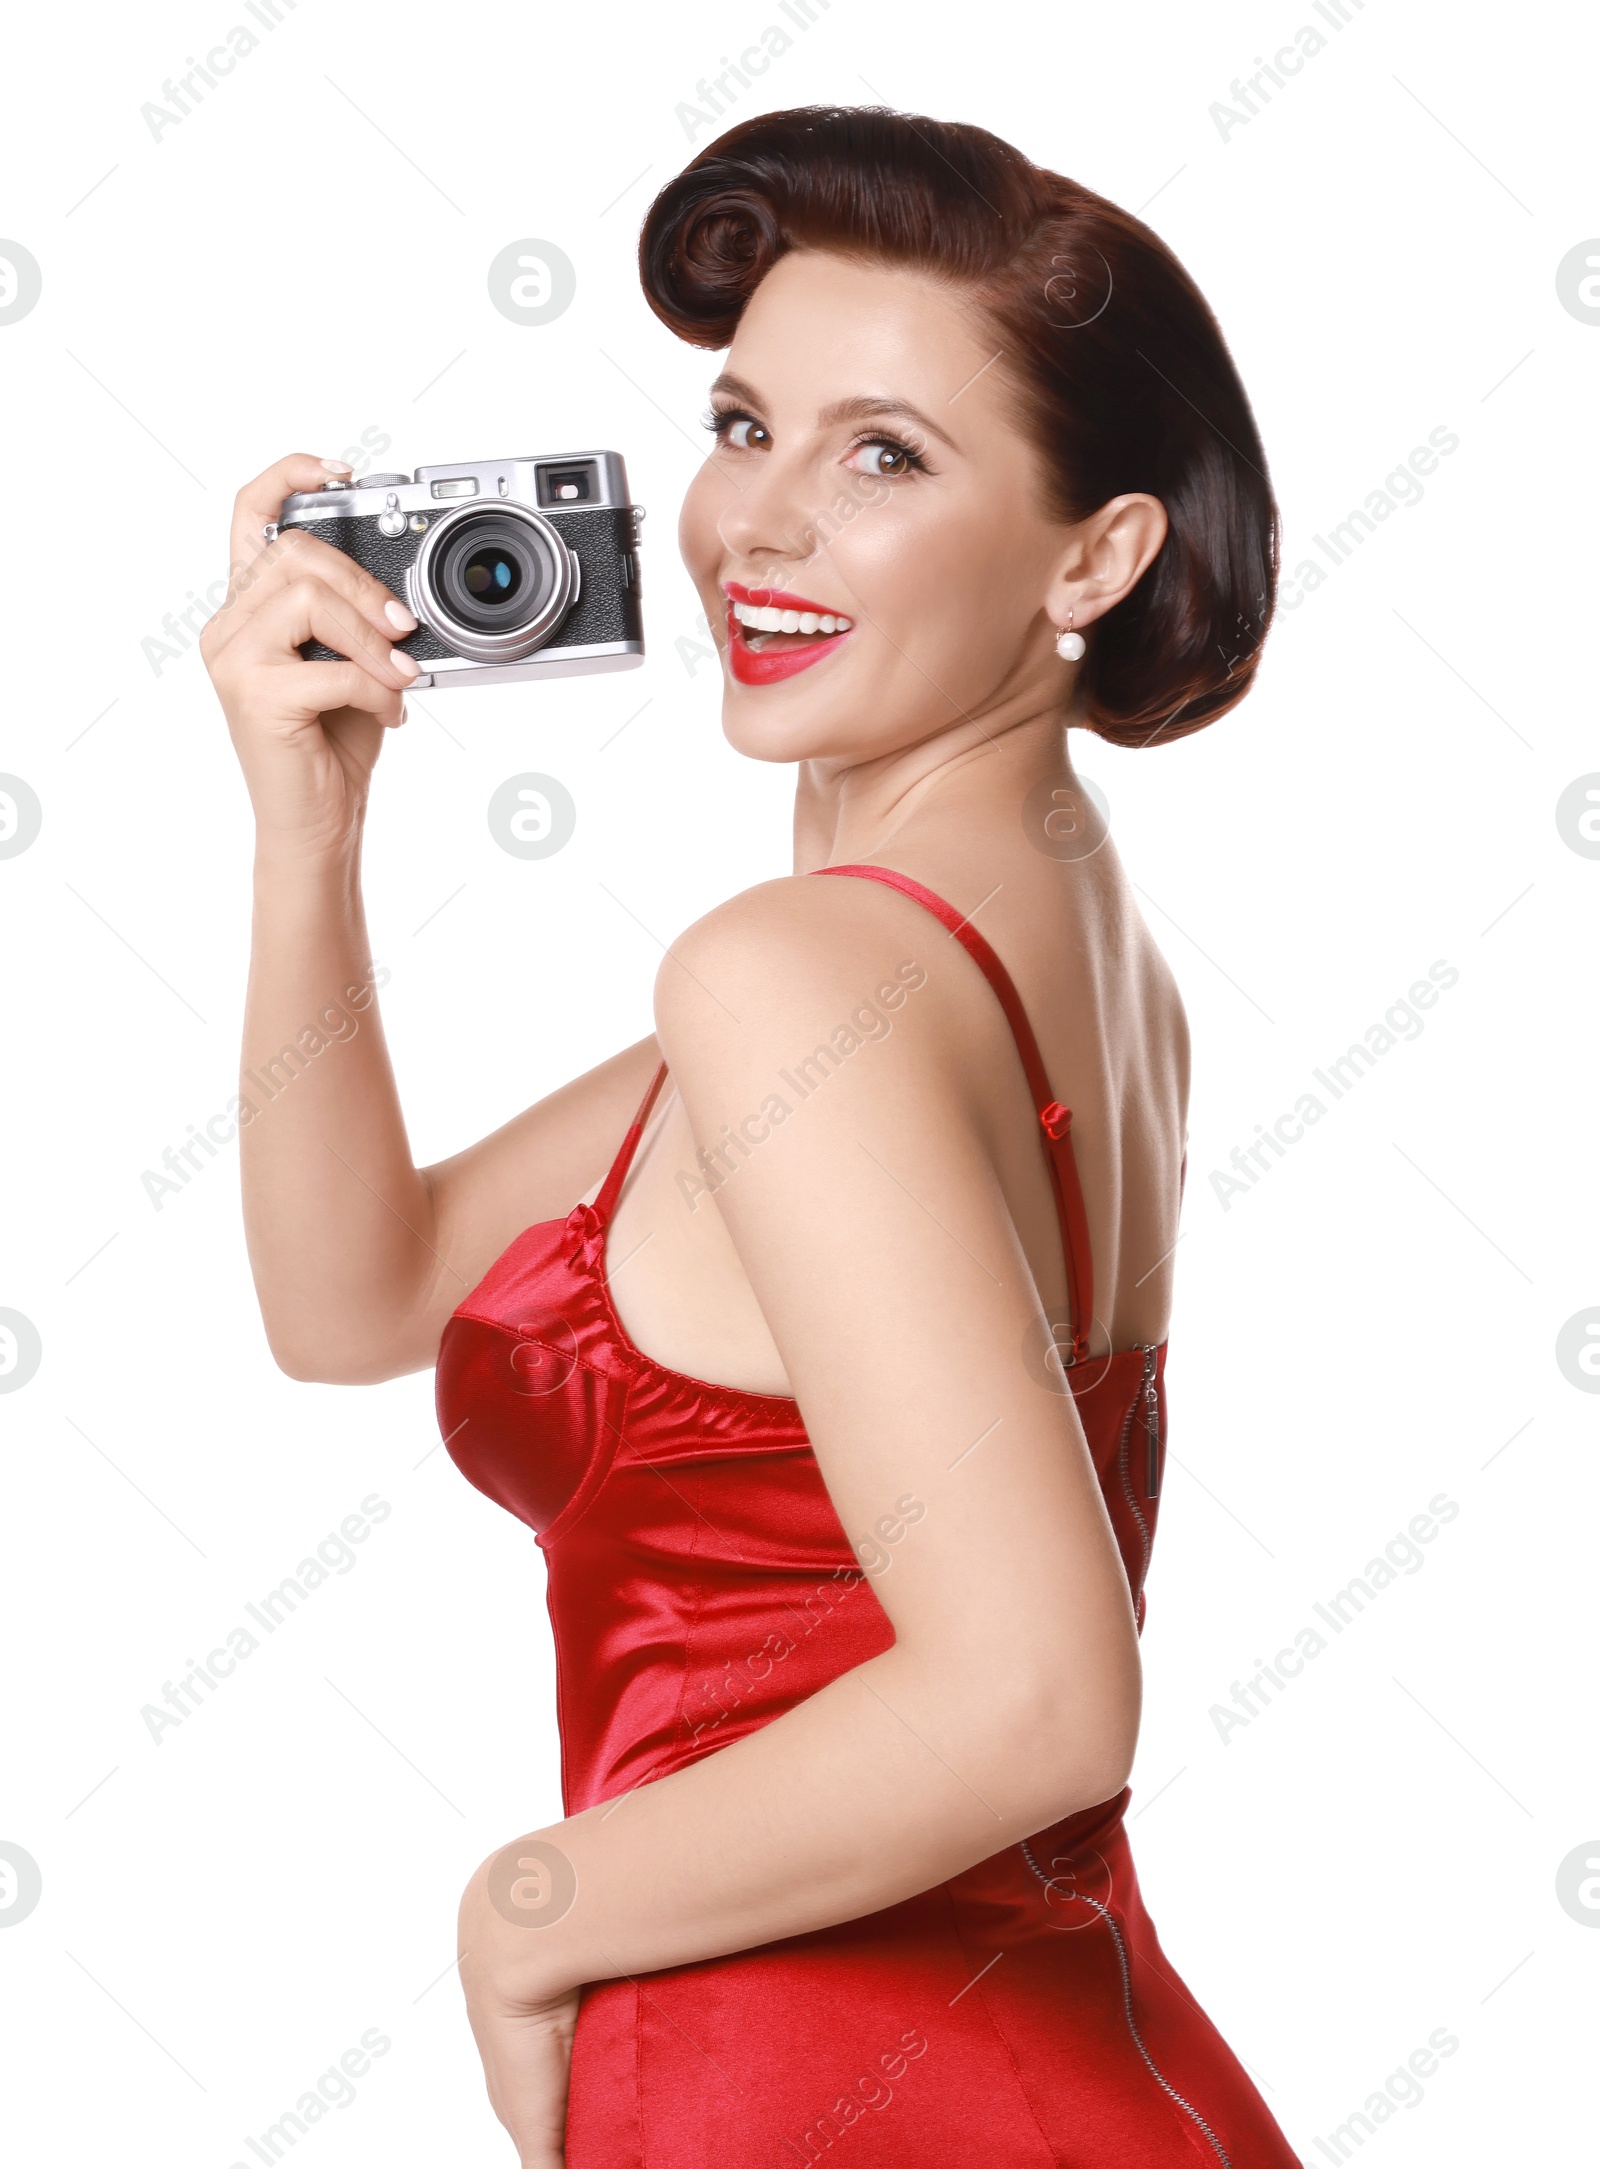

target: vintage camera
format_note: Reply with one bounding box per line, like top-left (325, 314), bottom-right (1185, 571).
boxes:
top-left (272, 453), bottom-right (644, 689)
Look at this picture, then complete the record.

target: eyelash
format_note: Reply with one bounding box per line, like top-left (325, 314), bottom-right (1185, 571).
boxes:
top-left (702, 405), bottom-right (930, 477)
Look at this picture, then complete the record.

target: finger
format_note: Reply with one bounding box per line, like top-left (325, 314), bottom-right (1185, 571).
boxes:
top-left (258, 657), bottom-right (408, 726)
top-left (250, 576), bottom-right (420, 694)
top-left (206, 522), bottom-right (417, 662)
top-left (228, 452), bottom-right (355, 573)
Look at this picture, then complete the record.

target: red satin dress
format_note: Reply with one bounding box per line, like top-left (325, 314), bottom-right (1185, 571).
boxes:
top-left (436, 863), bottom-right (1299, 2167)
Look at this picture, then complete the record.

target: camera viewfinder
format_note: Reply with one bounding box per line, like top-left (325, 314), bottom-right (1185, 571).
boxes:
top-left (539, 462), bottom-right (596, 506)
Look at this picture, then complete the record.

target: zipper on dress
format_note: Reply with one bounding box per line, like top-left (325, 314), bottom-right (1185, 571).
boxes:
top-left (1114, 1348), bottom-right (1157, 1604)
top-left (1017, 1839), bottom-right (1234, 2168)
top-left (1140, 1343), bottom-right (1161, 1499)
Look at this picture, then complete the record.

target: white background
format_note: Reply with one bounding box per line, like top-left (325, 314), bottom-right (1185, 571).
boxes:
top-left (1, 0), bottom-right (1595, 2162)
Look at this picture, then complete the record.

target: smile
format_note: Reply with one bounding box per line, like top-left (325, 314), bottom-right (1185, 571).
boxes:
top-left (723, 581), bottom-right (856, 686)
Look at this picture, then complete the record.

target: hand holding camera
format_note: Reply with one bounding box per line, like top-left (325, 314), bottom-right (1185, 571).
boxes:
top-left (201, 451), bottom-right (426, 864)
top-left (201, 448), bottom-right (644, 864)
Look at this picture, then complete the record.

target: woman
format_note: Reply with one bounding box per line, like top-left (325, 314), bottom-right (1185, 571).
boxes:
top-left (203, 106), bottom-right (1293, 2169)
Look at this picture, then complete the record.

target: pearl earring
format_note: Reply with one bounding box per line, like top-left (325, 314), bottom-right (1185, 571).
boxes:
top-left (1055, 613), bottom-right (1086, 662)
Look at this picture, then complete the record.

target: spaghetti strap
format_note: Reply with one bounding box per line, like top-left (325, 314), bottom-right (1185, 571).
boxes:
top-left (592, 1059), bottom-right (669, 1224)
top-left (812, 861), bottom-right (1096, 1366)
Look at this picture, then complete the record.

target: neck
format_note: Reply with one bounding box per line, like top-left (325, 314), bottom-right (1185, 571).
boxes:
top-left (791, 702), bottom-right (1080, 873)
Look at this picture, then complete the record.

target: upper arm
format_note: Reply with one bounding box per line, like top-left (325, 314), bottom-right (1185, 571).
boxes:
top-left (652, 880), bottom-right (1141, 1790)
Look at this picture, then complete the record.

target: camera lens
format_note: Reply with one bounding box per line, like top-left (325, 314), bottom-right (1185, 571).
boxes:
top-left (410, 499), bottom-right (578, 663)
top-left (432, 513), bottom-right (555, 634)
top-left (463, 548), bottom-right (521, 602)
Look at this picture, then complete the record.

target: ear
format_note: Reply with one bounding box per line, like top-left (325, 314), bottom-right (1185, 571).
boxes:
top-left (1043, 493), bottom-right (1169, 631)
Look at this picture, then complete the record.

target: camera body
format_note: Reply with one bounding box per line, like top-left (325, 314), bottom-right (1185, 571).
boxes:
top-left (273, 452), bottom-right (644, 689)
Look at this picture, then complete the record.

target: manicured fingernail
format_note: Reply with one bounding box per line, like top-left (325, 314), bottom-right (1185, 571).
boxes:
top-left (320, 457), bottom-right (353, 475)
top-left (385, 599), bottom-right (418, 632)
top-left (392, 650), bottom-right (420, 680)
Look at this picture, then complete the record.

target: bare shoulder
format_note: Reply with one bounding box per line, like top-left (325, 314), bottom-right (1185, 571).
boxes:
top-left (659, 871), bottom-right (929, 981)
top-left (653, 872), bottom-right (956, 1056)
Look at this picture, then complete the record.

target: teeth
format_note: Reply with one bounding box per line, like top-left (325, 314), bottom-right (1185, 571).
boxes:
top-left (731, 599), bottom-right (852, 635)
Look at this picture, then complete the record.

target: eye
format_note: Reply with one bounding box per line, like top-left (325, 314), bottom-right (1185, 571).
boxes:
top-left (704, 406), bottom-right (771, 452)
top-left (844, 434), bottom-right (927, 479)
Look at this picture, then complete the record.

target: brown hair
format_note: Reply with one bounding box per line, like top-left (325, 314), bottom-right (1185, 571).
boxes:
top-left (639, 105), bottom-right (1279, 748)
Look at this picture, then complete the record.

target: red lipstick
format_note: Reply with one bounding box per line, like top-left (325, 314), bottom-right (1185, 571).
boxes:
top-left (722, 581), bottom-right (856, 687)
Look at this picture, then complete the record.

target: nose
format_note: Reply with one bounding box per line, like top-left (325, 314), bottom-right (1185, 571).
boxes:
top-left (712, 447), bottom-right (818, 582)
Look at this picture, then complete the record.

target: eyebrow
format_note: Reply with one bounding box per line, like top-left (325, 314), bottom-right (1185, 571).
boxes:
top-left (707, 373), bottom-right (960, 454)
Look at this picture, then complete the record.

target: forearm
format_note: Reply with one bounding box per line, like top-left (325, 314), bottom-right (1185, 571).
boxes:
top-left (242, 840), bottom-right (436, 1376)
top-left (480, 1632), bottom-right (1135, 1998)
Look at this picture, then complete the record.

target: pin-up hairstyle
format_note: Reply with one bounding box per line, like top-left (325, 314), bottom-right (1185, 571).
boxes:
top-left (639, 105), bottom-right (1279, 746)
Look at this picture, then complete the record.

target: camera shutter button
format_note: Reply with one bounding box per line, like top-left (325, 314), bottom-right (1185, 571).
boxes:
top-left (377, 491), bottom-right (407, 539)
